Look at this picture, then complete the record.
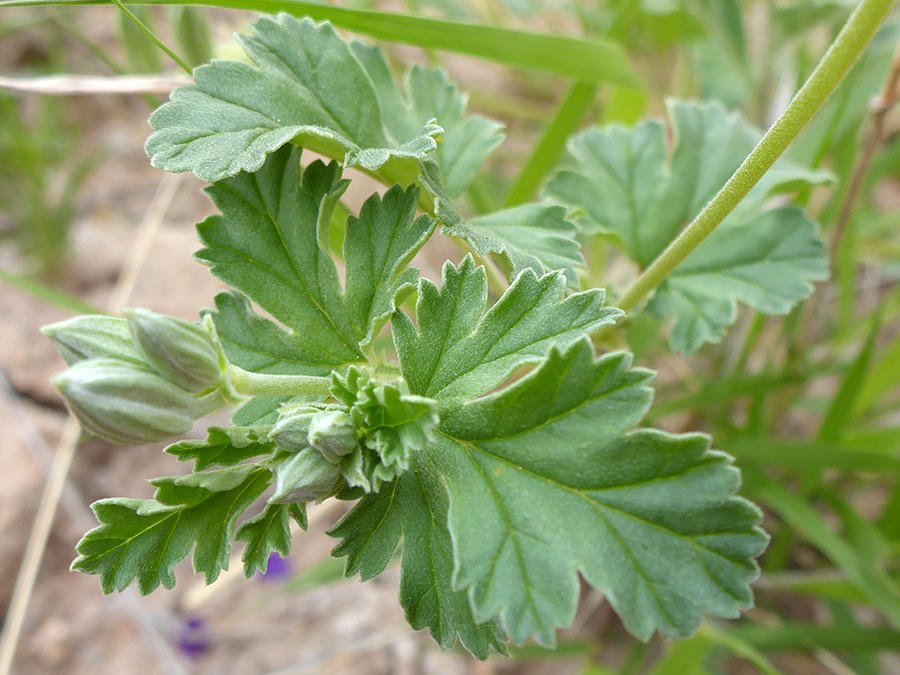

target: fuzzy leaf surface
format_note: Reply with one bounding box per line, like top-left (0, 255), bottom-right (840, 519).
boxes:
top-left (420, 161), bottom-right (584, 284)
top-left (146, 14), bottom-right (442, 183)
top-left (72, 466), bottom-right (271, 593)
top-left (198, 145), bottom-right (435, 379)
top-left (545, 99), bottom-right (830, 351)
top-left (393, 256), bottom-right (620, 407)
top-left (436, 340), bottom-right (768, 644)
top-left (351, 42), bottom-right (504, 199)
top-left (236, 502), bottom-right (307, 577)
top-left (166, 426), bottom-right (273, 471)
top-left (648, 207), bottom-right (828, 353)
top-left (329, 464), bottom-right (508, 658)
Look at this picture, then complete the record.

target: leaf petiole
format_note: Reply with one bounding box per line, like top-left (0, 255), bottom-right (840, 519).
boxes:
top-left (226, 365), bottom-right (333, 398)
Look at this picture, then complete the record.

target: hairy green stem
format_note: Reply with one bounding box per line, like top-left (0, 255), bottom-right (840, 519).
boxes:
top-left (615, 0), bottom-right (897, 314)
top-left (228, 365), bottom-right (333, 397)
top-left (190, 389), bottom-right (228, 417)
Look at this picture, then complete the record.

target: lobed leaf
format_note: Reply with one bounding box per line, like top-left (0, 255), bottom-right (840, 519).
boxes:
top-left (166, 426), bottom-right (274, 471)
top-left (393, 256), bottom-right (621, 407)
top-left (420, 160), bottom-right (585, 285)
top-left (648, 207), bottom-right (828, 353)
top-left (73, 466), bottom-right (271, 593)
top-left (236, 502), bottom-right (307, 577)
top-left (198, 144), bottom-right (435, 382)
top-left (546, 99), bottom-right (831, 352)
top-left (147, 14), bottom-right (441, 183)
top-left (329, 469), bottom-right (509, 658)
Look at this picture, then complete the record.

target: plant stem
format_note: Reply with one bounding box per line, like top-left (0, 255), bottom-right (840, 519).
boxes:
top-left (829, 35), bottom-right (900, 264)
top-left (227, 365), bottom-right (333, 398)
top-left (614, 0), bottom-right (897, 315)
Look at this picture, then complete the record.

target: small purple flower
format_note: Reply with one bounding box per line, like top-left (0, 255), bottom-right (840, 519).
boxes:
top-left (175, 614), bottom-right (211, 658)
top-left (259, 552), bottom-right (291, 582)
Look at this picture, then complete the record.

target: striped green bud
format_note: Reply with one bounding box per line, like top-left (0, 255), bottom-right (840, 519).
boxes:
top-left (54, 358), bottom-right (202, 445)
top-left (126, 309), bottom-right (223, 393)
top-left (42, 315), bottom-right (144, 366)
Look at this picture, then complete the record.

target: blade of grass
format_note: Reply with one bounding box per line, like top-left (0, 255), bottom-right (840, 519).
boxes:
top-left (649, 367), bottom-right (840, 421)
top-left (818, 312), bottom-right (881, 442)
top-left (729, 623), bottom-right (900, 652)
top-left (0, 267), bottom-right (104, 315)
top-left (758, 568), bottom-right (900, 604)
top-left (504, 81), bottom-right (598, 207)
top-left (107, 0), bottom-right (191, 73)
top-left (649, 635), bottom-right (712, 675)
top-left (754, 482), bottom-right (900, 629)
top-left (0, 0), bottom-right (641, 86)
top-left (698, 624), bottom-right (782, 675)
top-left (826, 600), bottom-right (881, 675)
top-left (726, 438), bottom-right (900, 474)
top-left (857, 330), bottom-right (900, 414)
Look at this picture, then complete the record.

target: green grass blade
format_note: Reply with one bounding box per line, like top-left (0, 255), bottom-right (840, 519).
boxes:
top-left (755, 482), bottom-right (900, 629)
top-left (758, 569), bottom-right (900, 604)
top-left (698, 625), bottom-right (782, 675)
top-left (0, 267), bottom-right (105, 315)
top-left (108, 0), bottom-right (191, 73)
top-left (729, 623), bottom-right (900, 652)
top-left (0, 0), bottom-right (640, 86)
top-left (504, 81), bottom-right (597, 207)
top-left (649, 635), bottom-right (713, 675)
top-left (818, 313), bottom-right (881, 442)
top-left (857, 330), bottom-right (900, 414)
top-left (726, 437), bottom-right (900, 475)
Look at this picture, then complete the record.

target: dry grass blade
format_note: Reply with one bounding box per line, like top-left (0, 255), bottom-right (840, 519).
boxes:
top-left (0, 74), bottom-right (192, 95)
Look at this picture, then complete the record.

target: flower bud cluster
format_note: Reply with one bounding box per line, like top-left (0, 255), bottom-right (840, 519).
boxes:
top-left (266, 366), bottom-right (438, 504)
top-left (44, 310), bottom-right (228, 445)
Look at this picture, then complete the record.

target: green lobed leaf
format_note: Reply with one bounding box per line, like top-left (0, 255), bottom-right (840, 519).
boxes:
top-left (73, 466), bottom-right (271, 593)
top-left (198, 144), bottom-right (435, 384)
top-left (419, 160), bottom-right (584, 285)
top-left (329, 463), bottom-right (509, 658)
top-left (333, 257), bottom-right (765, 649)
top-left (165, 426), bottom-right (274, 471)
top-left (236, 502), bottom-right (307, 577)
top-left (351, 42), bottom-right (504, 200)
top-left (648, 207), bottom-right (828, 353)
top-left (436, 340), bottom-right (768, 644)
top-left (393, 255), bottom-right (621, 407)
top-left (147, 14), bottom-right (441, 183)
top-left (545, 100), bottom-right (830, 352)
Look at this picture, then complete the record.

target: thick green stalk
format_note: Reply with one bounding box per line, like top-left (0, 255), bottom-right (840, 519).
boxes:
top-left (227, 365), bottom-right (333, 397)
top-left (615, 0), bottom-right (897, 314)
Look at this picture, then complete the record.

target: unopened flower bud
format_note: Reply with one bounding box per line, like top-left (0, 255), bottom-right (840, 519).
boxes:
top-left (126, 309), bottom-right (223, 393)
top-left (269, 448), bottom-right (342, 504)
top-left (308, 410), bottom-right (358, 463)
top-left (54, 358), bottom-right (199, 445)
top-left (269, 404), bottom-right (318, 453)
top-left (42, 316), bottom-right (144, 366)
